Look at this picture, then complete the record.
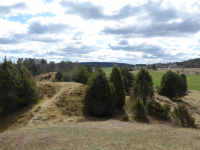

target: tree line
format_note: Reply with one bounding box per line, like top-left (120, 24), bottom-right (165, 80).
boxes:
top-left (0, 56), bottom-right (197, 128)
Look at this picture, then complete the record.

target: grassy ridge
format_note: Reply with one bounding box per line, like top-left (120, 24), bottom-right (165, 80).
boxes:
top-left (102, 68), bottom-right (200, 91)
top-left (1, 122), bottom-right (200, 149)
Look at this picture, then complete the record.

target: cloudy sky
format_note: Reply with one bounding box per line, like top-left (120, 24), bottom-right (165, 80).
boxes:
top-left (0, 0), bottom-right (200, 64)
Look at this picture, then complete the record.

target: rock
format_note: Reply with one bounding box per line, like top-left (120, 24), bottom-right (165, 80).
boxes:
top-left (59, 119), bottom-right (63, 121)
top-left (42, 117), bottom-right (46, 120)
top-left (34, 121), bottom-right (39, 124)
top-left (34, 118), bottom-right (39, 120)
top-left (192, 109), bottom-right (196, 111)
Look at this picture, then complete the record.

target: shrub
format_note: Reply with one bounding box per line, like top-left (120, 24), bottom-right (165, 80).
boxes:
top-left (131, 68), bottom-right (154, 106)
top-left (147, 100), bottom-right (171, 120)
top-left (120, 66), bottom-right (134, 93)
top-left (110, 64), bottom-right (126, 108)
top-left (196, 72), bottom-right (199, 75)
top-left (172, 104), bottom-right (196, 128)
top-left (70, 65), bottom-right (91, 84)
top-left (84, 68), bottom-right (116, 117)
top-left (55, 70), bottom-right (64, 81)
top-left (158, 70), bottom-right (187, 99)
top-left (130, 97), bottom-right (147, 119)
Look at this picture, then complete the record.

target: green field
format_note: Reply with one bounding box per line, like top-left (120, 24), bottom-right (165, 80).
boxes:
top-left (102, 67), bottom-right (112, 76)
top-left (102, 67), bottom-right (200, 91)
top-left (133, 72), bottom-right (200, 91)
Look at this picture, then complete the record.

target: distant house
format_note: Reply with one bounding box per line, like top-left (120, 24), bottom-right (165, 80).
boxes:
top-left (169, 64), bottom-right (178, 69)
top-left (135, 64), bottom-right (147, 70)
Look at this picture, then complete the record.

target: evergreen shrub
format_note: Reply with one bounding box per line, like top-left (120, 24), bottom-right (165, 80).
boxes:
top-left (84, 68), bottom-right (116, 117)
top-left (147, 100), bottom-right (171, 120)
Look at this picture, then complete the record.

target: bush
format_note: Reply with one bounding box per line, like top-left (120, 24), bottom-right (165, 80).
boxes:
top-left (84, 68), bottom-right (116, 117)
top-left (55, 70), bottom-right (64, 81)
top-left (120, 66), bottom-right (134, 93)
top-left (110, 65), bottom-right (126, 108)
top-left (70, 65), bottom-right (91, 84)
top-left (131, 68), bottom-right (154, 106)
top-left (158, 70), bottom-right (187, 99)
top-left (130, 97), bottom-right (147, 119)
top-left (147, 100), bottom-right (171, 120)
top-left (0, 57), bottom-right (39, 115)
top-left (172, 104), bottom-right (196, 128)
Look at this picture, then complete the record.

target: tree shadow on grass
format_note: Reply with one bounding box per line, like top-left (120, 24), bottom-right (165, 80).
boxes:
top-left (77, 108), bottom-right (129, 123)
top-left (0, 104), bottom-right (35, 133)
top-left (171, 98), bottom-right (193, 109)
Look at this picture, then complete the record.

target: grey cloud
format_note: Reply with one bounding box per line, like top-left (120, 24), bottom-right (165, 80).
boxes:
top-left (0, 33), bottom-right (63, 44)
top-left (118, 40), bottom-right (129, 45)
top-left (60, 44), bottom-right (98, 55)
top-left (108, 43), bottom-right (171, 59)
top-left (60, 1), bottom-right (140, 20)
top-left (75, 41), bottom-right (82, 44)
top-left (139, 0), bottom-right (179, 22)
top-left (101, 14), bottom-right (200, 37)
top-left (28, 21), bottom-right (72, 34)
top-left (0, 2), bottom-right (27, 15)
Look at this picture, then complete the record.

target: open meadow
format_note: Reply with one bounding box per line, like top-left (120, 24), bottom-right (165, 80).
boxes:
top-left (102, 67), bottom-right (200, 91)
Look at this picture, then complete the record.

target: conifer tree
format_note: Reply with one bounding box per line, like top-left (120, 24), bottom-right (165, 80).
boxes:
top-left (16, 60), bottom-right (40, 106)
top-left (130, 97), bottom-right (147, 118)
top-left (110, 65), bottom-right (126, 108)
top-left (0, 56), bottom-right (19, 114)
top-left (0, 57), bottom-right (39, 115)
top-left (158, 71), bottom-right (187, 99)
top-left (84, 68), bottom-right (116, 117)
top-left (131, 68), bottom-right (154, 106)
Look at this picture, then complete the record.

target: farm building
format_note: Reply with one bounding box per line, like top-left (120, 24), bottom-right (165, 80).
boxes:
top-left (135, 64), bottom-right (147, 70)
top-left (169, 64), bottom-right (178, 69)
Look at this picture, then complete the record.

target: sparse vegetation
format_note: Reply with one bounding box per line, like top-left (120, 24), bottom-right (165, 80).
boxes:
top-left (172, 104), bottom-right (196, 128)
top-left (110, 64), bottom-right (126, 108)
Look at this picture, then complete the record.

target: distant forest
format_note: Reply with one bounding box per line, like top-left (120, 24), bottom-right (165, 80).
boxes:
top-left (1, 57), bottom-right (199, 77)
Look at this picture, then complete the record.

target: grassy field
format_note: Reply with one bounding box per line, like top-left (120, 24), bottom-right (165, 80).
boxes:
top-left (101, 68), bottom-right (200, 91)
top-left (102, 67), bottom-right (112, 76)
top-left (133, 72), bottom-right (200, 91)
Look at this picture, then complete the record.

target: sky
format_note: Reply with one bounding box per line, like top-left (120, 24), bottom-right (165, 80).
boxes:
top-left (0, 0), bottom-right (200, 64)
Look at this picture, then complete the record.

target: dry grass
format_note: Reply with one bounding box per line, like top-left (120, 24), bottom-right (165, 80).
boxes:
top-left (1, 121), bottom-right (200, 150)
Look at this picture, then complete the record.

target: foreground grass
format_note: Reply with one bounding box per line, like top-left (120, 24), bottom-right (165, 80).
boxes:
top-left (0, 122), bottom-right (200, 150)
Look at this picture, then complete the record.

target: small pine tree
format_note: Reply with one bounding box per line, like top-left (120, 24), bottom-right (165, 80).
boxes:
top-left (158, 70), bottom-right (187, 99)
top-left (84, 68), bottom-right (116, 117)
top-left (172, 104), bottom-right (196, 128)
top-left (110, 64), bottom-right (126, 108)
top-left (147, 100), bottom-right (171, 120)
top-left (120, 66), bottom-right (134, 93)
top-left (131, 68), bottom-right (154, 106)
top-left (130, 97), bottom-right (147, 119)
top-left (55, 70), bottom-right (64, 81)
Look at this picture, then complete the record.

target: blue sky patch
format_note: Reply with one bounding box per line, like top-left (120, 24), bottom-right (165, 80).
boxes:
top-left (7, 13), bottom-right (55, 24)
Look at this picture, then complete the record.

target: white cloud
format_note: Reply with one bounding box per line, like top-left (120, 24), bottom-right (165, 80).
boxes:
top-left (0, 0), bottom-right (200, 64)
